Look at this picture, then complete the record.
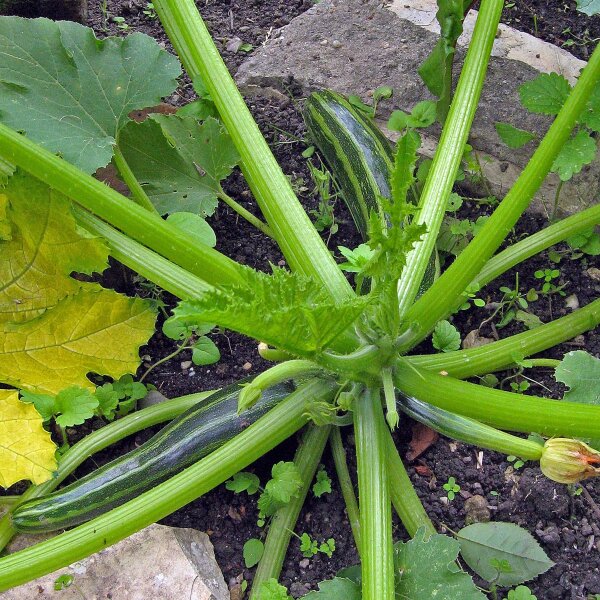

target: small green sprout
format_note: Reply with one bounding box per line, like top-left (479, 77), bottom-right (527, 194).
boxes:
top-left (507, 455), bottom-right (525, 470)
top-left (443, 476), bottom-right (460, 501)
top-left (142, 3), bottom-right (157, 18)
top-left (111, 16), bottom-right (129, 30)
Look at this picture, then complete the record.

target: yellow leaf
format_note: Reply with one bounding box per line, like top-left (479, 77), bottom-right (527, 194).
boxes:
top-left (0, 289), bottom-right (157, 394)
top-left (0, 390), bottom-right (57, 487)
top-left (0, 171), bottom-right (109, 323)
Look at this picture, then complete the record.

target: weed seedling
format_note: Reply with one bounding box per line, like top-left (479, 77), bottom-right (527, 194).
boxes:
top-left (143, 3), bottom-right (157, 19)
top-left (443, 476), bottom-right (460, 501)
top-left (111, 16), bottom-right (129, 30)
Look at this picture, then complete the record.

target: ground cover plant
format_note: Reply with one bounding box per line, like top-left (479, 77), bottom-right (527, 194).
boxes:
top-left (1, 0), bottom-right (600, 598)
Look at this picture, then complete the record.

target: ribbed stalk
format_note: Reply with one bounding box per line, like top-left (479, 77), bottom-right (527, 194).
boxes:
top-left (0, 391), bottom-right (213, 552)
top-left (408, 297), bottom-right (600, 378)
top-left (74, 207), bottom-right (212, 299)
top-left (330, 427), bottom-right (361, 551)
top-left (400, 40), bottom-right (600, 351)
top-left (251, 424), bottom-right (331, 597)
top-left (396, 0), bottom-right (504, 317)
top-left (394, 362), bottom-right (600, 438)
top-left (385, 431), bottom-right (436, 538)
top-left (0, 380), bottom-right (335, 591)
top-left (475, 203), bottom-right (600, 290)
top-left (354, 388), bottom-right (394, 600)
top-left (153, 0), bottom-right (354, 303)
top-left (0, 123), bottom-right (246, 289)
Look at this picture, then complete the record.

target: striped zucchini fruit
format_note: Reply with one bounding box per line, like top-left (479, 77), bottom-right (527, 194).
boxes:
top-left (12, 381), bottom-right (294, 533)
top-left (304, 90), bottom-right (438, 293)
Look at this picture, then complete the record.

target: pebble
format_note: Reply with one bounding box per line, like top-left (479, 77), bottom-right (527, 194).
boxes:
top-left (331, 39), bottom-right (342, 48)
top-left (181, 360), bottom-right (192, 370)
top-left (320, 39), bottom-right (329, 45)
top-left (564, 293), bottom-right (579, 310)
top-left (581, 520), bottom-right (593, 536)
top-left (463, 495), bottom-right (491, 525)
top-left (242, 362), bottom-right (252, 371)
top-left (536, 524), bottom-right (561, 545)
top-left (290, 582), bottom-right (311, 596)
top-left (299, 558), bottom-right (310, 569)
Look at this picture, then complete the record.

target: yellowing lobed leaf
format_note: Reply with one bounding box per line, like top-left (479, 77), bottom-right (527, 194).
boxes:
top-left (0, 289), bottom-right (156, 395)
top-left (0, 390), bottom-right (57, 488)
top-left (0, 172), bottom-right (109, 323)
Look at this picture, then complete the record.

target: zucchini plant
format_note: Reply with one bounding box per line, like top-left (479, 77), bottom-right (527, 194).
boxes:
top-left (1, 0), bottom-right (600, 597)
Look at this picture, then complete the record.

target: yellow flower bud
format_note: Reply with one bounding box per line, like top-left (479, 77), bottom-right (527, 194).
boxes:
top-left (540, 438), bottom-right (600, 484)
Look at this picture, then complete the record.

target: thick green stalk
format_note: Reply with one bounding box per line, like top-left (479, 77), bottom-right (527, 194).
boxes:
top-left (396, 0), bottom-right (503, 317)
top-left (475, 203), bottom-right (600, 291)
top-left (0, 123), bottom-right (246, 289)
top-left (408, 297), bottom-right (600, 378)
top-left (0, 380), bottom-right (335, 591)
top-left (330, 427), bottom-right (361, 551)
top-left (251, 424), bottom-right (331, 597)
top-left (394, 362), bottom-right (600, 438)
top-left (153, 0), bottom-right (354, 302)
top-left (112, 144), bottom-right (159, 215)
top-left (74, 207), bottom-right (212, 299)
top-left (385, 432), bottom-right (436, 538)
top-left (354, 388), bottom-right (394, 600)
top-left (0, 391), bottom-right (213, 552)
top-left (239, 360), bottom-right (324, 410)
top-left (400, 40), bottom-right (600, 351)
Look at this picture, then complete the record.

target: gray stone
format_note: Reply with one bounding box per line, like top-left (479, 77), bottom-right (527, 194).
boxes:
top-left (236, 0), bottom-right (599, 215)
top-left (4, 523), bottom-right (229, 599)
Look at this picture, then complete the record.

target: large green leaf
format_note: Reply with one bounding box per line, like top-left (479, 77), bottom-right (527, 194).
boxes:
top-left (119, 115), bottom-right (239, 215)
top-left (576, 0), bottom-right (600, 16)
top-left (0, 171), bottom-right (109, 322)
top-left (394, 529), bottom-right (485, 599)
top-left (457, 522), bottom-right (554, 586)
top-left (0, 17), bottom-right (181, 173)
top-left (172, 268), bottom-right (370, 356)
top-left (302, 578), bottom-right (361, 599)
top-left (0, 288), bottom-right (156, 394)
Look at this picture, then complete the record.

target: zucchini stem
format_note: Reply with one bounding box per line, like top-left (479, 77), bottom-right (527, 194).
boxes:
top-left (250, 424), bottom-right (331, 597)
top-left (330, 427), bottom-right (361, 552)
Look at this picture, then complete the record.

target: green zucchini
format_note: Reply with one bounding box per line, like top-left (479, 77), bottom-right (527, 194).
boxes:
top-left (305, 90), bottom-right (392, 239)
top-left (304, 90), bottom-right (438, 294)
top-left (12, 381), bottom-right (294, 533)
top-left (396, 392), bottom-right (543, 460)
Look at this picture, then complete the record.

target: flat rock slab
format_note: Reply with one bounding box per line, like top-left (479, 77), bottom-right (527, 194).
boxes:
top-left (237, 0), bottom-right (599, 215)
top-left (4, 524), bottom-right (230, 600)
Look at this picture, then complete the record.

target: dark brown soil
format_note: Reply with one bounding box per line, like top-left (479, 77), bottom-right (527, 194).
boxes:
top-left (3, 1), bottom-right (600, 598)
